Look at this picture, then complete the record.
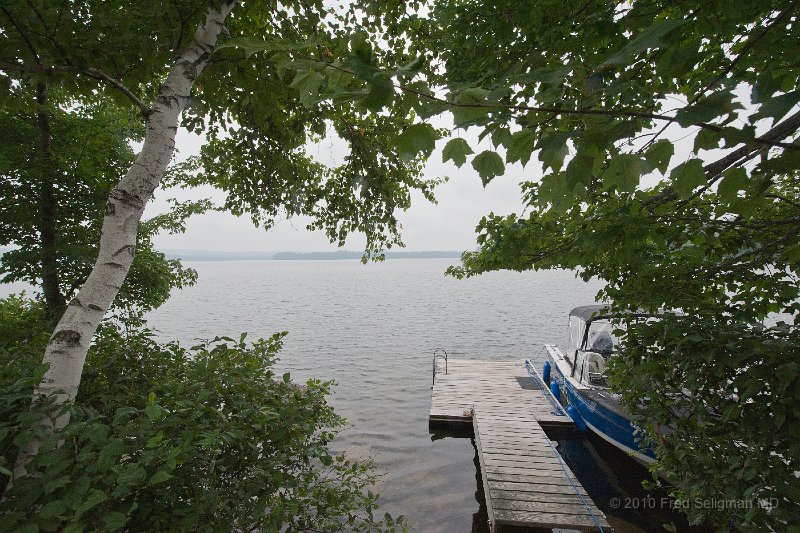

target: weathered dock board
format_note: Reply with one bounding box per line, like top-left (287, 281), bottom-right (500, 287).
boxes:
top-left (431, 359), bottom-right (611, 532)
top-left (430, 359), bottom-right (571, 428)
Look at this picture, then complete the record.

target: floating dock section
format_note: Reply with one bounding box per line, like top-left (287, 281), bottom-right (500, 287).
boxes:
top-left (430, 359), bottom-right (611, 532)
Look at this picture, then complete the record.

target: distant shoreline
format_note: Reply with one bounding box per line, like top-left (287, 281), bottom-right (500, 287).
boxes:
top-left (162, 250), bottom-right (463, 261)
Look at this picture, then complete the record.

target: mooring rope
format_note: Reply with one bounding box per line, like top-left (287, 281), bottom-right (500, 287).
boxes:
top-left (524, 357), bottom-right (604, 531)
top-left (542, 434), bottom-right (606, 532)
top-left (524, 358), bottom-right (564, 415)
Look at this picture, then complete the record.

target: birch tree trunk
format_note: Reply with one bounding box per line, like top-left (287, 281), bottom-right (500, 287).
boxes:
top-left (14, 0), bottom-right (237, 479)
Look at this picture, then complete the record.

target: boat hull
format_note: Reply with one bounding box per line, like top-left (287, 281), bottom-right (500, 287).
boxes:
top-left (547, 347), bottom-right (655, 465)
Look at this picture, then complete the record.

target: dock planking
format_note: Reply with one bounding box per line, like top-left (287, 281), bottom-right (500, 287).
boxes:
top-left (430, 359), bottom-right (571, 428)
top-left (430, 359), bottom-right (611, 532)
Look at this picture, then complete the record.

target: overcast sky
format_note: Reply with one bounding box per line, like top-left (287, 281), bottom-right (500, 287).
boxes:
top-left (146, 119), bottom-right (531, 253)
top-left (145, 85), bottom-right (764, 254)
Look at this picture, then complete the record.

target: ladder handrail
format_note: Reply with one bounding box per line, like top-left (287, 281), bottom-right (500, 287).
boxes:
top-left (432, 348), bottom-right (448, 386)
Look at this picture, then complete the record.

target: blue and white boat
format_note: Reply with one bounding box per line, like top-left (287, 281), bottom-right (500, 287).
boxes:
top-left (545, 305), bottom-right (656, 465)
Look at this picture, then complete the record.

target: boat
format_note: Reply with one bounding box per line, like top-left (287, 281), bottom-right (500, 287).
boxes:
top-left (544, 304), bottom-right (657, 465)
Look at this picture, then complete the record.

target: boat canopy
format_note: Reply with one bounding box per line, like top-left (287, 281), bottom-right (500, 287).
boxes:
top-left (568, 304), bottom-right (608, 321)
top-left (566, 305), bottom-right (617, 364)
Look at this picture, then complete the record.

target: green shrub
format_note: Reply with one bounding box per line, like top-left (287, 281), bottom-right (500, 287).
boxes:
top-left (0, 297), bottom-right (404, 532)
top-left (0, 294), bottom-right (51, 384)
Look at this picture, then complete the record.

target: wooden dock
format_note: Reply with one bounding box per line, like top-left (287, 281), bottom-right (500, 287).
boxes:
top-left (430, 359), bottom-right (611, 532)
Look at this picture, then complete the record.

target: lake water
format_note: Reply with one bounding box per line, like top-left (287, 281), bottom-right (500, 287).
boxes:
top-left (145, 259), bottom-right (691, 532)
top-left (3, 259), bottom-right (688, 531)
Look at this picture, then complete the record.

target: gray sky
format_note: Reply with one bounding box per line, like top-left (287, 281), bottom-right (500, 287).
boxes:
top-left (146, 85), bottom-right (765, 253)
top-left (146, 120), bottom-right (530, 253)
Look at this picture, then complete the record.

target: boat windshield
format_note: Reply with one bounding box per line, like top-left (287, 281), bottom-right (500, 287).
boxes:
top-left (567, 314), bottom-right (583, 359)
top-left (584, 321), bottom-right (616, 355)
top-left (567, 314), bottom-right (620, 362)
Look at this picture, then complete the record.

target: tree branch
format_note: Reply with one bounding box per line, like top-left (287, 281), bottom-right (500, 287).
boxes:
top-left (75, 67), bottom-right (152, 117)
top-left (643, 109), bottom-right (800, 208)
top-left (294, 52), bottom-right (800, 153)
top-left (700, 227), bottom-right (800, 275)
top-left (396, 84), bottom-right (800, 152)
top-left (0, 62), bottom-right (151, 117)
top-left (0, 7), bottom-right (42, 65)
top-left (639, 1), bottom-right (797, 153)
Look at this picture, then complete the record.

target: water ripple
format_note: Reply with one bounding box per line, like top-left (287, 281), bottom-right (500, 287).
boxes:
top-left (147, 259), bottom-right (604, 531)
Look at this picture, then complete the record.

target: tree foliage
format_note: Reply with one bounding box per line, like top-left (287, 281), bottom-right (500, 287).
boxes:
top-left (0, 88), bottom-right (199, 315)
top-left (0, 2), bottom-right (433, 527)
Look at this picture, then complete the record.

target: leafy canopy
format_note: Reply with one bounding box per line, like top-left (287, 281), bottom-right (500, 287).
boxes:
top-left (0, 0), bottom-right (442, 264)
top-left (425, 1), bottom-right (799, 529)
top-left (0, 91), bottom-right (200, 313)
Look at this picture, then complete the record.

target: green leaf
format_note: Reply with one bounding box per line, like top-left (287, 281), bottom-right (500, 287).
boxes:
top-left (538, 172), bottom-right (571, 211)
top-left (63, 523), bottom-right (85, 533)
top-left (282, 372), bottom-right (291, 383)
top-left (216, 36), bottom-right (320, 57)
top-left (102, 511), bottom-right (128, 531)
top-left (216, 36), bottom-right (271, 57)
top-left (395, 123), bottom-right (438, 162)
top-left (471, 150), bottom-right (505, 185)
top-left (149, 470), bottom-right (172, 485)
top-left (777, 363), bottom-right (800, 392)
top-left (752, 90), bottom-right (800, 123)
top-left (694, 128), bottom-right (722, 152)
top-left (351, 32), bottom-right (372, 64)
top-left (362, 74), bottom-right (394, 111)
top-left (289, 71), bottom-right (325, 108)
top-left (718, 125), bottom-right (755, 147)
top-left (783, 244), bottom-right (800, 263)
top-left (671, 159), bottom-right (707, 198)
top-left (675, 91), bottom-right (738, 126)
top-left (395, 54), bottom-right (426, 74)
top-left (40, 499), bottom-right (67, 519)
top-left (717, 168), bottom-right (748, 204)
top-left (491, 128), bottom-right (512, 148)
top-left (604, 153), bottom-right (645, 192)
top-left (75, 489), bottom-right (108, 518)
top-left (343, 54), bottom-right (378, 81)
top-left (603, 19), bottom-right (684, 66)
top-left (145, 402), bottom-right (162, 422)
top-left (644, 139), bottom-right (674, 174)
top-left (442, 138), bottom-right (473, 167)
top-left (583, 72), bottom-right (605, 94)
top-left (506, 129), bottom-right (536, 166)
top-left (752, 73), bottom-right (781, 103)
top-left (511, 66), bottom-right (570, 85)
top-left (537, 132), bottom-right (570, 172)
top-left (451, 88), bottom-right (491, 128)
top-left (565, 153), bottom-right (595, 191)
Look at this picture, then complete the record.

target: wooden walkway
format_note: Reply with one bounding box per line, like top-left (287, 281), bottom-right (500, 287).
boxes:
top-left (430, 359), bottom-right (611, 532)
top-left (430, 359), bottom-right (572, 427)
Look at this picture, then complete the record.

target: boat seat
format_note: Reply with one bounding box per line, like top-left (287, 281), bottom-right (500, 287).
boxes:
top-left (585, 351), bottom-right (606, 376)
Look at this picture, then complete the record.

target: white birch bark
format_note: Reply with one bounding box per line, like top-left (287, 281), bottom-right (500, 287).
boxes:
top-left (14, 0), bottom-right (238, 478)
